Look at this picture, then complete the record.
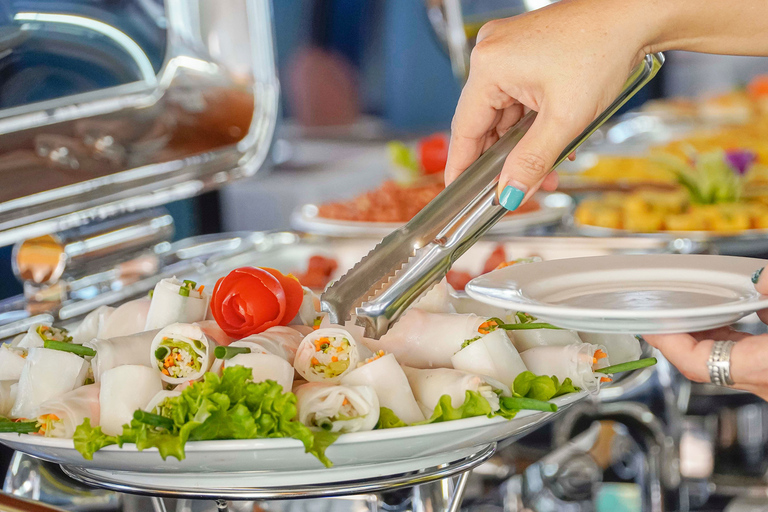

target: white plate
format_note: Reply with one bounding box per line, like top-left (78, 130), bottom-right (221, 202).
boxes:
top-left (466, 254), bottom-right (768, 334)
top-left (0, 392), bottom-right (585, 476)
top-left (291, 192), bottom-right (573, 238)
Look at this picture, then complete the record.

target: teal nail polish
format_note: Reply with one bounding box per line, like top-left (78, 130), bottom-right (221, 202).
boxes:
top-left (752, 267), bottom-right (764, 284)
top-left (499, 186), bottom-right (525, 211)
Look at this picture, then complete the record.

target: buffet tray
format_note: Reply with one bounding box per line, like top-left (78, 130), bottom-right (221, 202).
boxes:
top-left (291, 192), bottom-right (573, 238)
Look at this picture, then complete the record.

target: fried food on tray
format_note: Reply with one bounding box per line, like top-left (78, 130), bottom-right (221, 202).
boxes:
top-left (317, 180), bottom-right (540, 223)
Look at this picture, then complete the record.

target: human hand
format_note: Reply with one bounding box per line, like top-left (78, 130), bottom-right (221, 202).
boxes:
top-left (644, 266), bottom-right (768, 401)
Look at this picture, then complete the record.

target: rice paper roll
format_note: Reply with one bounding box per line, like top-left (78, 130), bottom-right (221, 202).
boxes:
top-left (0, 381), bottom-right (16, 417)
top-left (85, 330), bottom-right (159, 382)
top-left (290, 286), bottom-right (321, 326)
top-left (402, 366), bottom-right (511, 418)
top-left (36, 384), bottom-right (100, 438)
top-left (294, 328), bottom-right (367, 383)
top-left (14, 324), bottom-right (71, 350)
top-left (235, 327), bottom-right (304, 364)
top-left (144, 278), bottom-right (210, 331)
top-left (520, 344), bottom-right (610, 394)
top-left (195, 320), bottom-right (234, 347)
top-left (100, 298), bottom-right (151, 339)
top-left (0, 344), bottom-right (27, 382)
top-left (295, 382), bottom-right (379, 433)
top-left (511, 329), bottom-right (583, 353)
top-left (145, 390), bottom-right (181, 414)
top-left (413, 279), bottom-right (456, 314)
top-left (10, 348), bottom-right (88, 419)
top-left (341, 352), bottom-right (425, 424)
top-left (224, 352), bottom-right (294, 391)
top-left (100, 365), bottom-right (163, 435)
top-left (367, 310), bottom-right (485, 368)
top-left (451, 329), bottom-right (528, 388)
top-left (578, 332), bottom-right (642, 365)
top-left (150, 323), bottom-right (213, 385)
top-left (70, 306), bottom-right (115, 345)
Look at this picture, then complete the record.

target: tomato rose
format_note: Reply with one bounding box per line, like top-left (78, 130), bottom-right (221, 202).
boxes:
top-left (211, 267), bottom-right (287, 338)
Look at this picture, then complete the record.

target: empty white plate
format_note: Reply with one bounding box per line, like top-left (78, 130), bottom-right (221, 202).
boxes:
top-left (465, 254), bottom-right (768, 334)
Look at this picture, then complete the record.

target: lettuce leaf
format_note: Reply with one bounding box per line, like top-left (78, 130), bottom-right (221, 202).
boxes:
top-left (377, 407), bottom-right (408, 429)
top-left (73, 366), bottom-right (338, 467)
top-left (512, 371), bottom-right (579, 401)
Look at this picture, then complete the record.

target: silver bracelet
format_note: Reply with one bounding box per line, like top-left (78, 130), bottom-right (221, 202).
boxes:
top-left (707, 340), bottom-right (736, 387)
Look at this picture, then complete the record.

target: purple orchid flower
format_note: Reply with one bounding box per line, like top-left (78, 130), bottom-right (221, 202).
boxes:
top-left (725, 149), bottom-right (756, 175)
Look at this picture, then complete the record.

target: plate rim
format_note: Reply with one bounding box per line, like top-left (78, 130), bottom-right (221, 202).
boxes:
top-left (466, 254), bottom-right (768, 320)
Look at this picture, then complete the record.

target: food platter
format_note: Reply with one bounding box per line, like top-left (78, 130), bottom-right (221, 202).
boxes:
top-left (466, 254), bottom-right (768, 333)
top-left (572, 221), bottom-right (768, 257)
top-left (291, 192), bottom-right (573, 238)
top-left (0, 391), bottom-right (585, 477)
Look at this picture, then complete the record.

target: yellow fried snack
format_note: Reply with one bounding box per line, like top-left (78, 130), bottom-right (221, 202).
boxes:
top-left (579, 156), bottom-right (677, 184)
top-left (664, 213), bottom-right (707, 231)
top-left (623, 210), bottom-right (665, 232)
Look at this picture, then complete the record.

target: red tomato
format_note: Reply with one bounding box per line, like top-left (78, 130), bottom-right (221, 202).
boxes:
top-left (210, 267), bottom-right (287, 338)
top-left (482, 245), bottom-right (507, 275)
top-left (748, 75), bottom-right (768, 99)
top-left (262, 268), bottom-right (304, 324)
top-left (446, 270), bottom-right (473, 291)
top-left (418, 134), bottom-right (449, 174)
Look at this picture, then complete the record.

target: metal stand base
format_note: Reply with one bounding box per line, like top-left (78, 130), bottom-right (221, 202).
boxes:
top-left (62, 444), bottom-right (495, 512)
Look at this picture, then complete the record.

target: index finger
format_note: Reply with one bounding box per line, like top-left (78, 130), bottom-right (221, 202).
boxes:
top-left (444, 78), bottom-right (504, 185)
top-left (643, 333), bottom-right (713, 383)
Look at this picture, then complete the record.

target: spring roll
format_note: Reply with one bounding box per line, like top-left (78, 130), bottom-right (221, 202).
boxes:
top-left (0, 344), bottom-right (27, 382)
top-left (402, 366), bottom-right (511, 418)
top-left (196, 320), bottom-right (234, 347)
top-left (578, 332), bottom-right (642, 365)
top-left (85, 330), bottom-right (159, 382)
top-left (145, 390), bottom-right (181, 414)
top-left (511, 329), bottom-right (583, 353)
top-left (36, 384), bottom-right (100, 438)
top-left (144, 278), bottom-right (210, 331)
top-left (520, 344), bottom-right (610, 394)
top-left (100, 298), bottom-right (151, 339)
top-left (294, 328), bottom-right (367, 383)
top-left (100, 365), bottom-right (163, 435)
top-left (413, 279), bottom-right (456, 314)
top-left (224, 352), bottom-right (294, 391)
top-left (341, 352), bottom-right (425, 424)
top-left (0, 381), bottom-right (16, 416)
top-left (295, 382), bottom-right (379, 433)
top-left (14, 324), bottom-right (71, 350)
top-left (367, 310), bottom-right (486, 368)
top-left (451, 296), bottom-right (514, 321)
top-left (451, 329), bottom-right (528, 387)
top-left (233, 327), bottom-right (304, 364)
top-left (70, 306), bottom-right (115, 345)
top-left (150, 323), bottom-right (213, 384)
top-left (10, 348), bottom-right (88, 419)
top-left (290, 286), bottom-right (321, 326)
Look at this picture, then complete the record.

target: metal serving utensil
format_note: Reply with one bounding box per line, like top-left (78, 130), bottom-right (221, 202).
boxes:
top-left (321, 53), bottom-right (665, 339)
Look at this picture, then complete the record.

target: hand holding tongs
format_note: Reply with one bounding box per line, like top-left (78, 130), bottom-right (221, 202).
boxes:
top-left (322, 53), bottom-right (665, 339)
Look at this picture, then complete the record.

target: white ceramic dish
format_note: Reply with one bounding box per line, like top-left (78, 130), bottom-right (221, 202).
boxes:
top-left (0, 391), bottom-right (585, 475)
top-left (291, 192), bottom-right (573, 238)
top-left (466, 254), bottom-right (768, 334)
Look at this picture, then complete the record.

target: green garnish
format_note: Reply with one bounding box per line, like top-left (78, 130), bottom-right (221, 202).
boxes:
top-left (73, 367), bottom-right (338, 467)
top-left (214, 346), bottom-right (250, 360)
top-left (44, 340), bottom-right (95, 358)
top-left (179, 287), bottom-right (190, 297)
top-left (595, 357), bottom-right (657, 374)
top-left (36, 325), bottom-right (72, 344)
top-left (0, 417), bottom-right (40, 433)
top-left (148, 290), bottom-right (154, 299)
top-left (83, 377), bottom-right (95, 386)
top-left (183, 280), bottom-right (197, 288)
top-left (155, 346), bottom-right (170, 360)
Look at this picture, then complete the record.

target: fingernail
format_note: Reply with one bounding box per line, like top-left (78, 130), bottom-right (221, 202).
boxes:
top-left (752, 267), bottom-right (764, 284)
top-left (499, 185), bottom-right (526, 211)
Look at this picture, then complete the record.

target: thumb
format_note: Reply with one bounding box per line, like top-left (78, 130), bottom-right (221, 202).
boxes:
top-left (497, 110), bottom-right (585, 211)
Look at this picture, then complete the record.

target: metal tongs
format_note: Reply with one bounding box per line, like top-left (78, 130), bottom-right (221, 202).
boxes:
top-left (322, 53), bottom-right (665, 339)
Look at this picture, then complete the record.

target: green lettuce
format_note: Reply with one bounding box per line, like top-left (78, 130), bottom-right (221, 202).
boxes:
top-left (512, 371), bottom-right (579, 401)
top-left (73, 366), bottom-right (339, 467)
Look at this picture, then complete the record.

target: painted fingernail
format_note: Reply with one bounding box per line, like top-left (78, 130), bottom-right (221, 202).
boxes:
top-left (752, 267), bottom-right (764, 284)
top-left (499, 185), bottom-right (526, 211)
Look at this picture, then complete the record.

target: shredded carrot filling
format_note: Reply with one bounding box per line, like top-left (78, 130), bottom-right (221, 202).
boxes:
top-left (594, 349), bottom-right (607, 360)
top-left (331, 356), bottom-right (338, 362)
top-left (600, 377), bottom-right (613, 383)
top-left (198, 285), bottom-right (205, 294)
top-left (478, 319), bottom-right (499, 335)
top-left (311, 357), bottom-right (319, 365)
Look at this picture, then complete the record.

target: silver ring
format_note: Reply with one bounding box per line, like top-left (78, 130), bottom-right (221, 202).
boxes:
top-left (707, 340), bottom-right (736, 387)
